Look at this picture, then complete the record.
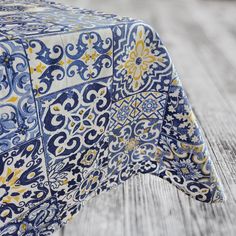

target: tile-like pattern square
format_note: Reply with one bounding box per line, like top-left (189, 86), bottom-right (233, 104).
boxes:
top-left (0, 39), bottom-right (39, 154)
top-left (113, 22), bottom-right (172, 101)
top-left (0, 1), bottom-right (135, 41)
top-left (107, 90), bottom-right (168, 186)
top-left (36, 78), bottom-right (112, 223)
top-left (35, 76), bottom-right (115, 223)
top-left (0, 21), bottom-right (68, 38)
top-left (37, 77), bottom-right (112, 160)
top-left (110, 91), bottom-right (167, 133)
top-left (107, 119), bottom-right (161, 186)
top-left (32, 8), bottom-right (135, 31)
top-left (135, 92), bottom-right (167, 120)
top-left (25, 28), bottom-right (113, 97)
top-left (0, 138), bottom-right (51, 227)
top-left (110, 95), bottom-right (136, 130)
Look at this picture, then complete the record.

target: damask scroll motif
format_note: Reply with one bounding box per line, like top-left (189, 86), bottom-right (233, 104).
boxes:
top-left (24, 28), bottom-right (113, 97)
top-left (44, 135), bottom-right (109, 224)
top-left (38, 77), bottom-right (112, 159)
top-left (107, 117), bottom-right (164, 187)
top-left (0, 39), bottom-right (39, 153)
top-left (154, 68), bottom-right (225, 202)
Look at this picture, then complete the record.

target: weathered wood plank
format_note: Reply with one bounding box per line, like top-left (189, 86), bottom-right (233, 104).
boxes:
top-left (53, 0), bottom-right (236, 235)
top-left (61, 185), bottom-right (126, 236)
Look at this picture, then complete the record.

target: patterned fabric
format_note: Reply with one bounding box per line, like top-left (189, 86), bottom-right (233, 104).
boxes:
top-left (0, 0), bottom-right (225, 235)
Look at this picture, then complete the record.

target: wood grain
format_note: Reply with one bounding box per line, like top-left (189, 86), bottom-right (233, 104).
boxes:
top-left (53, 0), bottom-right (236, 235)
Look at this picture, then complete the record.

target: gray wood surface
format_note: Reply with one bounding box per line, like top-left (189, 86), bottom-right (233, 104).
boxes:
top-left (53, 0), bottom-right (236, 235)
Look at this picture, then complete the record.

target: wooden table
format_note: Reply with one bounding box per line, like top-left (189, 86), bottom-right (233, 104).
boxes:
top-left (54, 0), bottom-right (236, 235)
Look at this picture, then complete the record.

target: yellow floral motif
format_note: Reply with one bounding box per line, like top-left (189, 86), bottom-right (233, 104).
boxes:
top-left (181, 167), bottom-right (190, 174)
top-left (0, 167), bottom-right (27, 203)
top-left (82, 50), bottom-right (100, 63)
top-left (121, 26), bottom-right (165, 90)
top-left (119, 137), bottom-right (125, 142)
top-left (1, 209), bottom-right (10, 218)
top-left (56, 146), bottom-right (64, 156)
top-left (26, 144), bottom-right (34, 152)
top-left (20, 223), bottom-right (27, 232)
top-left (30, 62), bottom-right (46, 74)
top-left (125, 138), bottom-right (139, 152)
top-left (107, 50), bottom-right (112, 57)
top-left (58, 60), bottom-right (64, 66)
top-left (188, 110), bottom-right (197, 124)
top-left (154, 147), bottom-right (163, 163)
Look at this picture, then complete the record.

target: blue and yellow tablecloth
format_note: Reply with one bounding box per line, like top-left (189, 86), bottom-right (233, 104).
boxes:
top-left (0, 0), bottom-right (225, 235)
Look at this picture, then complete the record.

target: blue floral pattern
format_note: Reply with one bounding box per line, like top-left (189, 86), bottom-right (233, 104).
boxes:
top-left (112, 23), bottom-right (172, 101)
top-left (0, 0), bottom-right (225, 235)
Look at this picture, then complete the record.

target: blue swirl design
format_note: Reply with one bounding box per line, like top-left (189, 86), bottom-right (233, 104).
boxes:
top-left (0, 138), bottom-right (50, 226)
top-left (25, 39), bottom-right (64, 96)
top-left (39, 77), bottom-right (111, 159)
top-left (0, 197), bottom-right (61, 236)
top-left (0, 40), bottom-right (39, 153)
top-left (24, 29), bottom-right (113, 97)
top-left (65, 31), bottom-right (112, 80)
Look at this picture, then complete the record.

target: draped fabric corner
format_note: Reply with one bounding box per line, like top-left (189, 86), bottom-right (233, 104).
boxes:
top-left (0, 0), bottom-right (225, 235)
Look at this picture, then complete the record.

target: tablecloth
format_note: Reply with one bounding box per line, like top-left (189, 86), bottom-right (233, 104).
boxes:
top-left (0, 0), bottom-right (225, 235)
